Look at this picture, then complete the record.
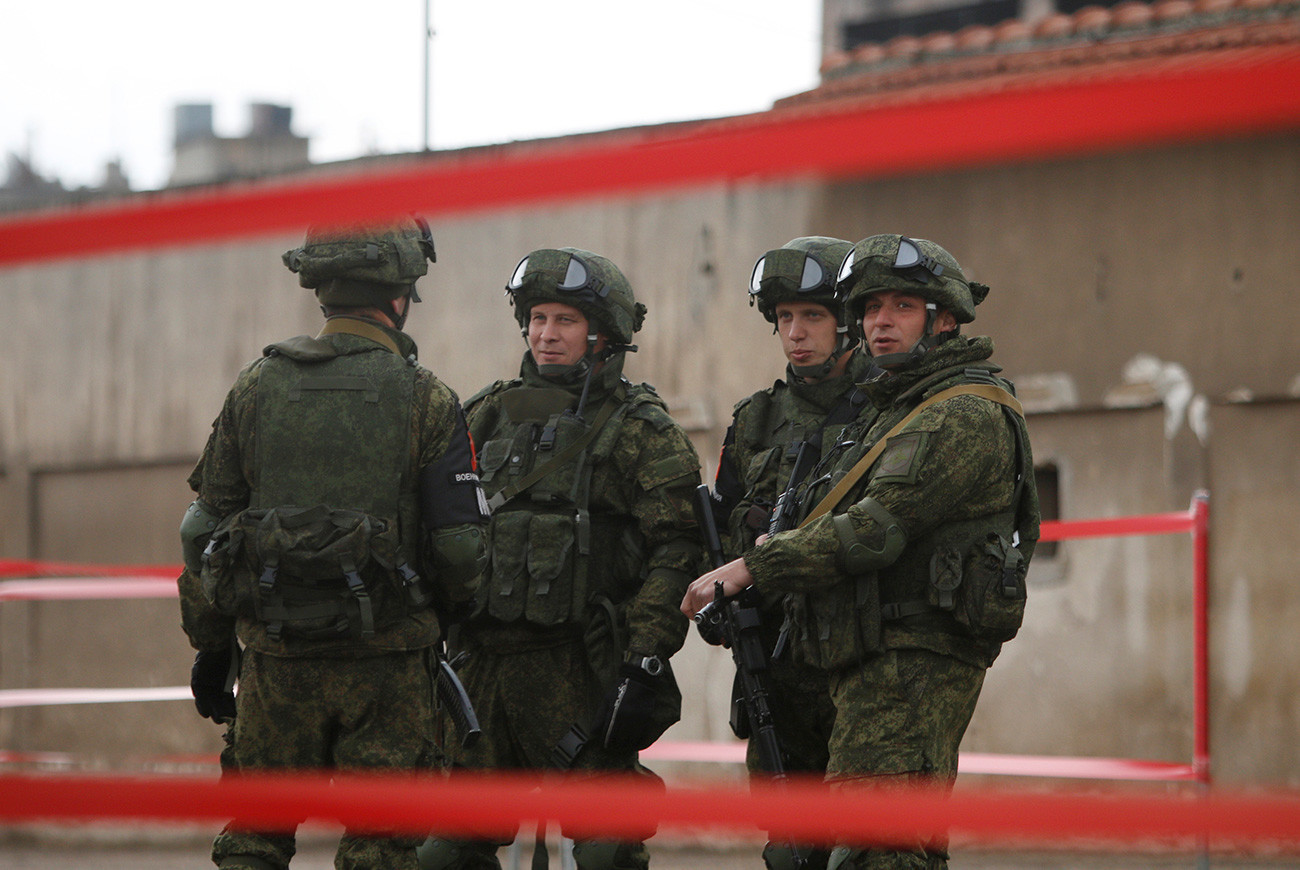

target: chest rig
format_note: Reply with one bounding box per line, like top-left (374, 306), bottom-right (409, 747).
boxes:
top-left (475, 383), bottom-right (638, 628)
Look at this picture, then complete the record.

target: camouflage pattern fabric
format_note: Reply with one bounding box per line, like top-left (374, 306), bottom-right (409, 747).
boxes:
top-left (717, 350), bottom-right (879, 780)
top-left (180, 318), bottom-right (480, 870)
top-left (743, 335), bottom-right (1039, 870)
top-left (430, 352), bottom-right (700, 867)
top-left (824, 649), bottom-right (983, 869)
top-left (179, 324), bottom-right (469, 657)
top-left (212, 649), bottom-right (435, 870)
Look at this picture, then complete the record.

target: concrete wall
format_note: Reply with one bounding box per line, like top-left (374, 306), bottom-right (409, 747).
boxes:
top-left (2, 131), bottom-right (1298, 785)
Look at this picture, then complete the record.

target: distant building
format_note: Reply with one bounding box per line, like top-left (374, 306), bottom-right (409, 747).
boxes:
top-left (168, 102), bottom-right (310, 187)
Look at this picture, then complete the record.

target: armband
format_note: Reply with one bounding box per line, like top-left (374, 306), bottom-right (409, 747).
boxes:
top-left (180, 499), bottom-right (224, 574)
top-left (833, 497), bottom-right (907, 575)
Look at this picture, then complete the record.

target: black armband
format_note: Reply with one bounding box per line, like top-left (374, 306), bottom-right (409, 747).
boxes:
top-left (421, 406), bottom-right (490, 528)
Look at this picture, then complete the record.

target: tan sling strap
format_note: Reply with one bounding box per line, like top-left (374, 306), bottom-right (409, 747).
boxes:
top-left (798, 383), bottom-right (1024, 528)
top-left (318, 317), bottom-right (402, 355)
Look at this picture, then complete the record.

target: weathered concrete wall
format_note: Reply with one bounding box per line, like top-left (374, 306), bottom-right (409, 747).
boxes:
top-left (821, 133), bottom-right (1300, 406)
top-left (1205, 400), bottom-right (1300, 786)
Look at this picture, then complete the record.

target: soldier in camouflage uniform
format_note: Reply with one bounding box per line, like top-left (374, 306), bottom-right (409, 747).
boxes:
top-left (684, 234), bottom-right (1039, 870)
top-left (418, 248), bottom-right (703, 870)
top-left (178, 217), bottom-right (489, 870)
top-left (708, 237), bottom-right (875, 870)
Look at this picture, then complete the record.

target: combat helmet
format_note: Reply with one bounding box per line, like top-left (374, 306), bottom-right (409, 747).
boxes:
top-left (505, 247), bottom-right (646, 348)
top-left (282, 216), bottom-right (436, 316)
top-left (749, 236), bottom-right (855, 379)
top-left (836, 234), bottom-right (989, 368)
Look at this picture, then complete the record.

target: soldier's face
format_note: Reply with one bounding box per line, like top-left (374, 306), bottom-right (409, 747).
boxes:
top-left (861, 290), bottom-right (956, 362)
top-left (775, 301), bottom-right (840, 373)
top-left (528, 301), bottom-right (604, 367)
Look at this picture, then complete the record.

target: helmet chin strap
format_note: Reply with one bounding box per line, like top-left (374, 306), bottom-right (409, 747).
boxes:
top-left (790, 325), bottom-right (854, 381)
top-left (869, 303), bottom-right (949, 370)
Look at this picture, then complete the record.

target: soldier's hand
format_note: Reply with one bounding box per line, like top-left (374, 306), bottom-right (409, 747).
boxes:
top-left (680, 558), bottom-right (754, 619)
top-left (190, 644), bottom-right (240, 724)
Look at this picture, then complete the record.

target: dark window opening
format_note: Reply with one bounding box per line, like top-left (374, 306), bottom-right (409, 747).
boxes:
top-left (1033, 463), bottom-right (1060, 559)
top-left (842, 0), bottom-right (1020, 49)
top-left (1055, 0), bottom-right (1127, 14)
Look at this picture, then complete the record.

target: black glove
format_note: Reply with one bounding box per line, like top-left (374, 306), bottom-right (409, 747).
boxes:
top-left (190, 644), bottom-right (240, 724)
top-left (598, 661), bottom-right (660, 752)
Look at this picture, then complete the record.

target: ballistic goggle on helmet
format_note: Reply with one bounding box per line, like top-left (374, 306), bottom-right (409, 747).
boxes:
top-left (836, 234), bottom-right (989, 341)
top-left (749, 236), bottom-right (855, 327)
top-left (505, 247), bottom-right (646, 345)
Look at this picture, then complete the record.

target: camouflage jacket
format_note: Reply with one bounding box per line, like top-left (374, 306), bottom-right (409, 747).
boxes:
top-left (462, 352), bottom-right (703, 661)
top-left (718, 349), bottom-right (878, 558)
top-left (179, 318), bottom-right (475, 657)
top-left (744, 336), bottom-right (1040, 668)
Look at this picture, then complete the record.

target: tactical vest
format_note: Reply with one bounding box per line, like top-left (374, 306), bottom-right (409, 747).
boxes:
top-left (473, 382), bottom-right (654, 629)
top-left (733, 381), bottom-right (871, 543)
top-left (790, 364), bottom-right (1038, 670)
top-left (201, 336), bottom-right (428, 641)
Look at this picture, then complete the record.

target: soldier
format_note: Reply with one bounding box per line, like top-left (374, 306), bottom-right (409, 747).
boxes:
top-left (708, 236), bottom-right (875, 870)
top-left (178, 217), bottom-right (489, 870)
top-left (683, 234), bottom-right (1039, 870)
top-left (419, 248), bottom-right (703, 870)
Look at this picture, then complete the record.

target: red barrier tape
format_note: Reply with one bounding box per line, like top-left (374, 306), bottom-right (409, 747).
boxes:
top-left (1, 46), bottom-right (1299, 266)
top-left (2, 770), bottom-right (1298, 853)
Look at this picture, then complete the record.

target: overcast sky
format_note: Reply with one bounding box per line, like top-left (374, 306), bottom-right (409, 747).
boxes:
top-left (3, 1), bottom-right (822, 192)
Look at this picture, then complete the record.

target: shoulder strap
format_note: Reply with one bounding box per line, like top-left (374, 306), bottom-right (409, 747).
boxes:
top-left (318, 317), bottom-right (402, 355)
top-left (798, 383), bottom-right (1023, 528)
top-left (484, 392), bottom-right (623, 511)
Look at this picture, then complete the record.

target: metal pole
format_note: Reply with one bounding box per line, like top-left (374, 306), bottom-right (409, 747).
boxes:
top-left (422, 0), bottom-right (433, 151)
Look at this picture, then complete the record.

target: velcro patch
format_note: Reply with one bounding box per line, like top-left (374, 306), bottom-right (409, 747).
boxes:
top-left (871, 430), bottom-right (929, 486)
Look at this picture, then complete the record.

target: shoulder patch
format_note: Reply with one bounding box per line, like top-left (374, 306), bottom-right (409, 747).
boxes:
top-left (872, 430), bottom-right (930, 486)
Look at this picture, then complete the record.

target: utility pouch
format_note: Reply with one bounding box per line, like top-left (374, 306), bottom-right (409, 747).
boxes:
top-left (201, 504), bottom-right (404, 640)
top-left (483, 508), bottom-right (586, 627)
top-left (799, 574), bottom-right (883, 670)
top-left (930, 533), bottom-right (1027, 643)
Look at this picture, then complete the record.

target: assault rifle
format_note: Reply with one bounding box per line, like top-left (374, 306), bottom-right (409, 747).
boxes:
top-left (693, 485), bottom-right (817, 868)
top-left (692, 484), bottom-right (785, 776)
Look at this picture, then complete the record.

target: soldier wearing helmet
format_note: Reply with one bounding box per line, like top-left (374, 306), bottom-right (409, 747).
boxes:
top-left (706, 236), bottom-right (877, 870)
top-left (419, 248), bottom-right (702, 870)
top-left (178, 217), bottom-right (489, 870)
top-left (684, 234), bottom-right (1040, 870)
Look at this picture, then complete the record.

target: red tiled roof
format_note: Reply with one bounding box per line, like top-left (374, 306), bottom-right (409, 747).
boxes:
top-left (779, 0), bottom-right (1300, 110)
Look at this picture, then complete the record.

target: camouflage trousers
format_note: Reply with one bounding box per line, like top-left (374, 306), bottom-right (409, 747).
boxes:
top-left (823, 648), bottom-right (986, 870)
top-left (419, 637), bottom-right (655, 870)
top-left (212, 648), bottom-right (437, 870)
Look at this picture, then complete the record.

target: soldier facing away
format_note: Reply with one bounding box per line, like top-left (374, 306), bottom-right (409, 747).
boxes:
top-left (419, 248), bottom-right (704, 870)
top-left (708, 236), bottom-right (876, 870)
top-left (178, 217), bottom-right (489, 870)
top-left (683, 234), bottom-right (1040, 870)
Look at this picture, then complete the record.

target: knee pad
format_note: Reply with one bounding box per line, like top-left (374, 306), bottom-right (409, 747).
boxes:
top-left (570, 840), bottom-right (645, 870)
top-left (416, 837), bottom-right (502, 870)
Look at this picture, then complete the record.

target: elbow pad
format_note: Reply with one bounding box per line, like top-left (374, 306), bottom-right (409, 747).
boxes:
top-left (834, 497), bottom-right (907, 575)
top-left (180, 499), bottom-right (224, 574)
top-left (427, 524), bottom-right (487, 604)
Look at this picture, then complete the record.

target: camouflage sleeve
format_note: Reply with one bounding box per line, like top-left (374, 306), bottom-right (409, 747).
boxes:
top-left (746, 394), bottom-right (1016, 594)
top-left (180, 365), bottom-right (260, 650)
top-left (617, 415), bottom-right (704, 659)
